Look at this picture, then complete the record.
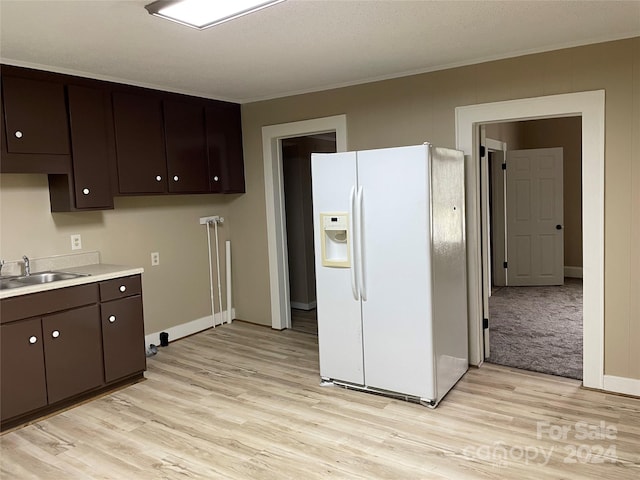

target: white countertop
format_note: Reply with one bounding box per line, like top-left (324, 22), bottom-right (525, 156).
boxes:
top-left (0, 263), bottom-right (144, 300)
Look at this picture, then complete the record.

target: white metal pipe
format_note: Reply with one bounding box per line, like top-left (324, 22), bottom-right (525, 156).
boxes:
top-left (205, 222), bottom-right (216, 328)
top-left (213, 220), bottom-right (224, 325)
top-left (226, 240), bottom-right (232, 324)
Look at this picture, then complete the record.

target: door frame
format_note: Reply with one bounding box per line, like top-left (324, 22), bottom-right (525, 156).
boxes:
top-left (456, 90), bottom-right (605, 389)
top-left (262, 115), bottom-right (348, 330)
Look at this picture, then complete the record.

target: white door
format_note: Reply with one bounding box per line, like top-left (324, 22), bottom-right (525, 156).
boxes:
top-left (506, 148), bottom-right (564, 286)
top-left (357, 145), bottom-right (435, 399)
top-left (311, 152), bottom-right (364, 385)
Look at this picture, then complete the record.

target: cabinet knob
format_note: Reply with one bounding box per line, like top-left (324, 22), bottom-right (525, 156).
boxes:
top-left (173, 175), bottom-right (179, 182)
top-left (109, 315), bottom-right (116, 323)
top-left (82, 188), bottom-right (90, 195)
top-left (213, 176), bottom-right (219, 182)
top-left (14, 130), bottom-right (23, 139)
top-left (156, 175), bottom-right (162, 181)
top-left (29, 335), bottom-right (38, 344)
top-left (119, 285), bottom-right (126, 292)
top-left (52, 330), bottom-right (60, 339)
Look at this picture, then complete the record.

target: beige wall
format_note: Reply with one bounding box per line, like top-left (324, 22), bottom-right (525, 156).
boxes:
top-left (1, 38), bottom-right (637, 380)
top-left (0, 174), bottom-right (236, 336)
top-left (486, 117), bottom-right (583, 268)
top-left (233, 38), bottom-right (639, 380)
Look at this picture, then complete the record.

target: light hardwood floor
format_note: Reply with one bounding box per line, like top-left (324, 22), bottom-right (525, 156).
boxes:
top-left (291, 308), bottom-right (317, 335)
top-left (1, 321), bottom-right (639, 479)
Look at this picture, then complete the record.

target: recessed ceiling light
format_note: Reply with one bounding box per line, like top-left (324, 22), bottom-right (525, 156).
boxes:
top-left (145, 0), bottom-right (285, 30)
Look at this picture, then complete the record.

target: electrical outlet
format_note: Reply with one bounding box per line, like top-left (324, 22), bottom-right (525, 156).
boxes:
top-left (71, 234), bottom-right (82, 251)
top-left (151, 252), bottom-right (160, 266)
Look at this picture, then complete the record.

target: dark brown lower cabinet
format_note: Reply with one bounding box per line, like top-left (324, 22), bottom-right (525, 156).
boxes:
top-left (0, 275), bottom-right (145, 430)
top-left (101, 295), bottom-right (146, 383)
top-left (0, 318), bottom-right (48, 422)
top-left (42, 305), bottom-right (104, 404)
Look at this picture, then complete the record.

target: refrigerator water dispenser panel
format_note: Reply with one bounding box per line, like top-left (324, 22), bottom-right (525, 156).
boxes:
top-left (320, 213), bottom-right (350, 267)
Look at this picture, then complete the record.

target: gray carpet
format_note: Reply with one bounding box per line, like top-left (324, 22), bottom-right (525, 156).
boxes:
top-left (487, 278), bottom-right (583, 380)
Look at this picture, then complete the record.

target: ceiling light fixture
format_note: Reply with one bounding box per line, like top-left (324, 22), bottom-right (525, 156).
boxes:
top-left (145, 0), bottom-right (285, 30)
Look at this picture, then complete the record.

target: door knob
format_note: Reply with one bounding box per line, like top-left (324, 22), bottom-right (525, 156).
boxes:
top-left (556, 225), bottom-right (563, 230)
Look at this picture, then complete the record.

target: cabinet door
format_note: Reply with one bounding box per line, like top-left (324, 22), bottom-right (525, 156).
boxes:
top-left (206, 103), bottom-right (245, 193)
top-left (2, 75), bottom-right (70, 155)
top-left (0, 318), bottom-right (48, 422)
top-left (42, 305), bottom-right (104, 404)
top-left (67, 85), bottom-right (114, 209)
top-left (164, 100), bottom-right (209, 193)
top-left (112, 91), bottom-right (167, 194)
top-left (101, 295), bottom-right (146, 383)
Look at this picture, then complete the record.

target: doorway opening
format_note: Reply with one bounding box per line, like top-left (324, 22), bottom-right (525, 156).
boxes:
top-left (482, 118), bottom-right (583, 380)
top-left (455, 90), bottom-right (604, 390)
top-left (262, 114), bottom-right (348, 331)
top-left (281, 134), bottom-right (337, 335)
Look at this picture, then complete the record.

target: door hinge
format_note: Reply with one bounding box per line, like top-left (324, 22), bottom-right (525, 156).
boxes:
top-left (503, 261), bottom-right (508, 268)
top-left (483, 318), bottom-right (489, 329)
top-left (502, 162), bottom-right (506, 170)
top-left (479, 145), bottom-right (486, 157)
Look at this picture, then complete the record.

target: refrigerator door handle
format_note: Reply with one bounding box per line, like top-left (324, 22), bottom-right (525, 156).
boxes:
top-left (349, 185), bottom-right (359, 301)
top-left (357, 186), bottom-right (367, 301)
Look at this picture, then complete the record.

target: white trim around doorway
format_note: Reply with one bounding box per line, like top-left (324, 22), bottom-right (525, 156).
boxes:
top-left (455, 90), bottom-right (605, 390)
top-left (262, 115), bottom-right (348, 330)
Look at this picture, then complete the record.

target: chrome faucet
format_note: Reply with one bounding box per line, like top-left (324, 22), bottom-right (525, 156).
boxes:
top-left (22, 255), bottom-right (30, 276)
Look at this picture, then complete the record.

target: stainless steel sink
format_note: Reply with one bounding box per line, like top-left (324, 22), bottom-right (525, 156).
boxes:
top-left (0, 271), bottom-right (90, 289)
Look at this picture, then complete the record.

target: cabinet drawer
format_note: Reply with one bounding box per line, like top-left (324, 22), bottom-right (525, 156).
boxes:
top-left (99, 275), bottom-right (142, 302)
top-left (0, 283), bottom-right (99, 324)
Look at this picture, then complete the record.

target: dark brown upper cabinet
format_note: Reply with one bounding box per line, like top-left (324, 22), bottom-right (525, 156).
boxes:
top-left (49, 84), bottom-right (114, 211)
top-left (2, 75), bottom-right (70, 155)
top-left (163, 100), bottom-right (209, 193)
top-left (112, 91), bottom-right (167, 194)
top-left (206, 102), bottom-right (245, 193)
top-left (0, 73), bottom-right (71, 173)
top-left (1, 64), bottom-right (245, 206)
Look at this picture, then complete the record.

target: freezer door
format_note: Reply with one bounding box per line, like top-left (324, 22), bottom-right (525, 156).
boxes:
top-left (311, 151), bottom-right (364, 385)
top-left (357, 145), bottom-right (435, 399)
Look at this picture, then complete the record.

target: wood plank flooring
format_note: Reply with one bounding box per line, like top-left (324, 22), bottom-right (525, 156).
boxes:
top-left (1, 321), bottom-right (639, 479)
top-left (291, 308), bottom-right (317, 335)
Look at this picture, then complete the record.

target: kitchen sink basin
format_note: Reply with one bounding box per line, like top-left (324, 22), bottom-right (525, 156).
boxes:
top-left (0, 271), bottom-right (90, 289)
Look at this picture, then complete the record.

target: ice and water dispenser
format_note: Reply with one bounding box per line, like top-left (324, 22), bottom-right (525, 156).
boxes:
top-left (320, 213), bottom-right (350, 267)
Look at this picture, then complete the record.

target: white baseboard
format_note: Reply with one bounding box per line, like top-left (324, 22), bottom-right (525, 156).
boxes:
top-left (290, 300), bottom-right (317, 311)
top-left (603, 375), bottom-right (640, 397)
top-left (564, 266), bottom-right (583, 278)
top-left (145, 308), bottom-right (236, 347)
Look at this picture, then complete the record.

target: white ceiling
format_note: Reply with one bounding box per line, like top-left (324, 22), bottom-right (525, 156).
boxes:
top-left (1, 0), bottom-right (639, 103)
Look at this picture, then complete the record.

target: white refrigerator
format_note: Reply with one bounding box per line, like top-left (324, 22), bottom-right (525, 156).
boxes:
top-left (311, 143), bottom-right (468, 407)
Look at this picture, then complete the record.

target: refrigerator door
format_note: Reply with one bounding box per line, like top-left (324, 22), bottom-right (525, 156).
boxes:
top-left (357, 145), bottom-right (435, 399)
top-left (311, 152), bottom-right (364, 385)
